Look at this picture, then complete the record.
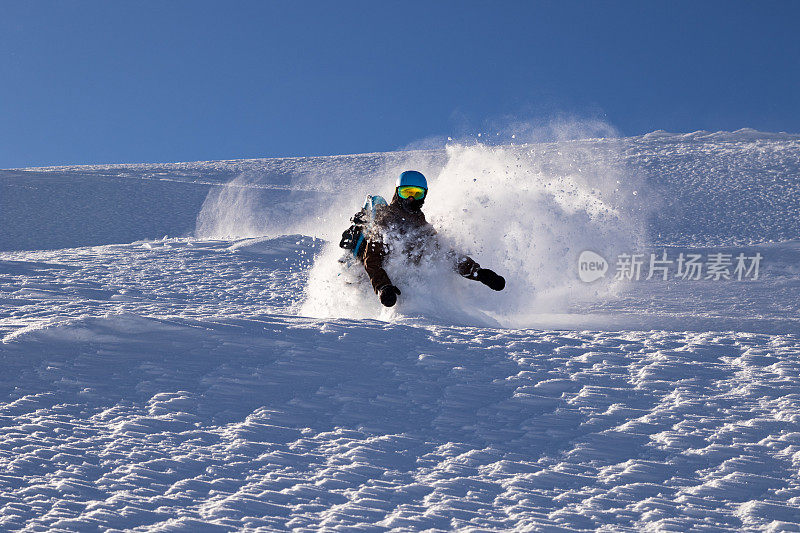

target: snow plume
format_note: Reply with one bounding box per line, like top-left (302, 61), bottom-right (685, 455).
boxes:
top-left (194, 152), bottom-right (446, 240)
top-left (302, 131), bottom-right (648, 327)
top-left (425, 140), bottom-right (646, 326)
top-left (194, 170), bottom-right (326, 240)
top-left (490, 114), bottom-right (621, 145)
top-left (195, 172), bottom-right (271, 239)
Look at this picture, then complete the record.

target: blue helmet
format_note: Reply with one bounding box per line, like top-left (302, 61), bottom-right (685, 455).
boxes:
top-left (396, 170), bottom-right (427, 191)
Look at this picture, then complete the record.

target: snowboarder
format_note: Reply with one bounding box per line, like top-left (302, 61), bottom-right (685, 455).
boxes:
top-left (356, 170), bottom-right (506, 307)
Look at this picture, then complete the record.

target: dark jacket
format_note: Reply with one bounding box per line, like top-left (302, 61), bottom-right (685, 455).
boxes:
top-left (361, 193), bottom-right (481, 293)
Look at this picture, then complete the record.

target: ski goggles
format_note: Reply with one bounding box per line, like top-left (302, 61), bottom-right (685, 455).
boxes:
top-left (397, 185), bottom-right (427, 200)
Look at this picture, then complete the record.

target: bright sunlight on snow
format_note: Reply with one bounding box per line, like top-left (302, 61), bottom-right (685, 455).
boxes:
top-left (2, 130), bottom-right (800, 530)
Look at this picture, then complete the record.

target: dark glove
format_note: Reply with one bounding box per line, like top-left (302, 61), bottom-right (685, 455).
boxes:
top-left (476, 268), bottom-right (505, 291)
top-left (378, 285), bottom-right (401, 307)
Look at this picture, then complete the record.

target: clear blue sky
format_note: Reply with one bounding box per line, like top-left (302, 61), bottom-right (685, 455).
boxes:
top-left (1, 1), bottom-right (798, 168)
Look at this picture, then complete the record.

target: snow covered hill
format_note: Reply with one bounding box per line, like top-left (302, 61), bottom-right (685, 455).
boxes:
top-left (1, 130), bottom-right (800, 531)
top-left (3, 129), bottom-right (799, 251)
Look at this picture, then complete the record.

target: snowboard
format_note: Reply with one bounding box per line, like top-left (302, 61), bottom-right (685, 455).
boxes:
top-left (339, 195), bottom-right (387, 259)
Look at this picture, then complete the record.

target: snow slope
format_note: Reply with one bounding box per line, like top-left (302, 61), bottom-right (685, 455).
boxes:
top-left (1, 130), bottom-right (800, 531)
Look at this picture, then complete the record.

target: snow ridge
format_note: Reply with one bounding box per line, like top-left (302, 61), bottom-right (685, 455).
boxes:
top-left (2, 129), bottom-right (800, 251)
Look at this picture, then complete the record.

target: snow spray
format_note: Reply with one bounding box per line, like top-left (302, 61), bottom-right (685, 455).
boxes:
top-left (302, 139), bottom-right (647, 327)
top-left (194, 123), bottom-right (647, 327)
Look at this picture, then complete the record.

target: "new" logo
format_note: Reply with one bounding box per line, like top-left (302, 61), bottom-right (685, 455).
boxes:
top-left (578, 250), bottom-right (608, 282)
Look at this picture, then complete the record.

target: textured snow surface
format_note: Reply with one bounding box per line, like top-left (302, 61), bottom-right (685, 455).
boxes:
top-left (1, 130), bottom-right (800, 531)
top-left (4, 310), bottom-right (800, 531)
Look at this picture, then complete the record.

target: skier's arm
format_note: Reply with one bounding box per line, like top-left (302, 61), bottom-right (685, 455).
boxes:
top-left (363, 239), bottom-right (393, 294)
top-left (423, 220), bottom-right (479, 278)
top-left (429, 220), bottom-right (502, 289)
top-left (450, 250), bottom-right (505, 291)
top-left (455, 255), bottom-right (481, 279)
top-left (438, 237), bottom-right (480, 278)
